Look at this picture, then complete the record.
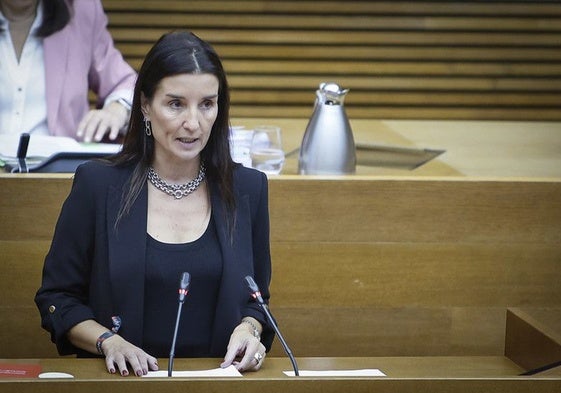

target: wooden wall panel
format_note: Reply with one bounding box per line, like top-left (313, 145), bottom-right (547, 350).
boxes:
top-left (268, 242), bottom-right (561, 308)
top-left (0, 240), bottom-right (57, 358)
top-left (0, 175), bottom-right (71, 240)
top-left (267, 306), bottom-right (507, 357)
top-left (1, 175), bottom-right (559, 359)
top-left (102, 0), bottom-right (561, 121)
top-left (267, 178), bottom-right (561, 244)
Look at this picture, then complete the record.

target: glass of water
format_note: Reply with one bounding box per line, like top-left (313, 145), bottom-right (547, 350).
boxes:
top-left (229, 126), bottom-right (254, 167)
top-left (250, 126), bottom-right (285, 175)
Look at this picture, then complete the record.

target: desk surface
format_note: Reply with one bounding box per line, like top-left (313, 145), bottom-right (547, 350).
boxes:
top-left (1, 357), bottom-right (559, 393)
top-left (1, 118), bottom-right (559, 179)
top-left (231, 118), bottom-right (561, 178)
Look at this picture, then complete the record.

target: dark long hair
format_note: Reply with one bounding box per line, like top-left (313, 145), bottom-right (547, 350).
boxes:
top-left (37, 0), bottom-right (71, 37)
top-left (0, 0), bottom-right (70, 36)
top-left (107, 31), bottom-right (236, 229)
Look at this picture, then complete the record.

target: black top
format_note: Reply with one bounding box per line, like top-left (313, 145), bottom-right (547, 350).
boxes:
top-left (143, 217), bottom-right (223, 357)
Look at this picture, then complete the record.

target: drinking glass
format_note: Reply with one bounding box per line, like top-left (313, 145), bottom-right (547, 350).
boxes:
top-left (229, 126), bottom-right (254, 167)
top-left (250, 126), bottom-right (285, 175)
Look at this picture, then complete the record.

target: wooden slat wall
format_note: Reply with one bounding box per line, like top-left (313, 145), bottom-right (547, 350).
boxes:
top-left (101, 0), bottom-right (561, 121)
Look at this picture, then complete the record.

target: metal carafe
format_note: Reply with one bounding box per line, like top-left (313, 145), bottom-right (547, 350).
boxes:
top-left (298, 82), bottom-right (356, 175)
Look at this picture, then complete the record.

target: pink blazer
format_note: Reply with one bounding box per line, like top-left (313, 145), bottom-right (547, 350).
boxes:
top-left (43, 0), bottom-right (136, 138)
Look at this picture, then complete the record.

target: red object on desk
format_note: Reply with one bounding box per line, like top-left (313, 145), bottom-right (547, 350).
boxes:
top-left (0, 363), bottom-right (42, 379)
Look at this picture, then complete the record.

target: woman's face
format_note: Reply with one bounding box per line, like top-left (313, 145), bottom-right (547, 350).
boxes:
top-left (141, 72), bottom-right (219, 169)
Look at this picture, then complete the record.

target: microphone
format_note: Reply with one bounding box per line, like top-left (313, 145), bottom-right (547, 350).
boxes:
top-left (168, 272), bottom-right (190, 377)
top-left (244, 275), bottom-right (299, 376)
top-left (16, 133), bottom-right (30, 173)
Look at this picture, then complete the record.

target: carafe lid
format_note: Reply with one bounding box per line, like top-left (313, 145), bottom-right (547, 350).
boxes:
top-left (317, 82), bottom-right (349, 105)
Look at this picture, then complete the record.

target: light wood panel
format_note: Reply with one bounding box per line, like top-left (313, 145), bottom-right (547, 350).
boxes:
top-left (269, 242), bottom-right (561, 308)
top-left (1, 174), bottom-right (559, 361)
top-left (267, 307), bottom-right (508, 357)
top-left (2, 240), bottom-right (559, 358)
top-left (267, 178), bottom-right (561, 244)
top-left (101, 0), bottom-right (561, 120)
top-left (0, 241), bottom-right (56, 358)
top-left (0, 175), bottom-right (71, 240)
top-left (3, 176), bottom-right (560, 242)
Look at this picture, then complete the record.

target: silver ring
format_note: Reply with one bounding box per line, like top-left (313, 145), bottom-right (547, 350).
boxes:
top-left (253, 352), bottom-right (263, 364)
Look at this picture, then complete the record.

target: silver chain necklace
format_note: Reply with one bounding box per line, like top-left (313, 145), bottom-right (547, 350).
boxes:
top-left (147, 163), bottom-right (206, 200)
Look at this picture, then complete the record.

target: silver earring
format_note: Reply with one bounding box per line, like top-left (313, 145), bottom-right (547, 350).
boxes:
top-left (144, 117), bottom-right (152, 136)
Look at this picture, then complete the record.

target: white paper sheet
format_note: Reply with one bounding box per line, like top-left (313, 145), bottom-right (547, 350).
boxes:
top-left (143, 365), bottom-right (242, 378)
top-left (0, 134), bottom-right (121, 159)
top-left (38, 372), bottom-right (75, 379)
top-left (283, 369), bottom-right (386, 377)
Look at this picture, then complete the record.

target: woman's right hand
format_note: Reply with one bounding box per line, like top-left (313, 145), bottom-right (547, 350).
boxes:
top-left (67, 320), bottom-right (158, 377)
top-left (101, 334), bottom-right (159, 376)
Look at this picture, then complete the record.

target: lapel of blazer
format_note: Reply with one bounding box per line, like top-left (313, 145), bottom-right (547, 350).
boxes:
top-left (106, 178), bottom-right (148, 347)
top-left (43, 30), bottom-right (69, 134)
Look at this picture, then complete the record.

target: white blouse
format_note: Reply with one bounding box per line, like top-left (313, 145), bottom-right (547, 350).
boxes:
top-left (0, 3), bottom-right (49, 136)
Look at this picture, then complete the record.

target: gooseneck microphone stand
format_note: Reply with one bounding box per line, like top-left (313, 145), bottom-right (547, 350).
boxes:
top-left (245, 275), bottom-right (299, 376)
top-left (168, 272), bottom-right (190, 377)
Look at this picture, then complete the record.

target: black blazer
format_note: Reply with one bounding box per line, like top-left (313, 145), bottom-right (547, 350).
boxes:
top-left (35, 161), bottom-right (273, 356)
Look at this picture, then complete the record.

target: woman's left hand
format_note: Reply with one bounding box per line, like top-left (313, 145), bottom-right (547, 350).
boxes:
top-left (220, 323), bottom-right (266, 372)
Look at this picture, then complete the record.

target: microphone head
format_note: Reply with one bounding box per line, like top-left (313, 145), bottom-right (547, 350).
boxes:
top-left (245, 275), bottom-right (265, 304)
top-left (180, 272), bottom-right (191, 290)
top-left (178, 272), bottom-right (190, 302)
top-left (244, 275), bottom-right (260, 292)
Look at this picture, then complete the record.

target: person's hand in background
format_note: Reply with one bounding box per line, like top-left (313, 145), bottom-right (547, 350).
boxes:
top-left (77, 100), bottom-right (129, 142)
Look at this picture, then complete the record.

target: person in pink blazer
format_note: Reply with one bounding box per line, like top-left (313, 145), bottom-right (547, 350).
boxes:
top-left (0, 0), bottom-right (136, 142)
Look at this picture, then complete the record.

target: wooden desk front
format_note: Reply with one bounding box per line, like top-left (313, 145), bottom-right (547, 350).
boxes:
top-left (1, 174), bottom-right (560, 362)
